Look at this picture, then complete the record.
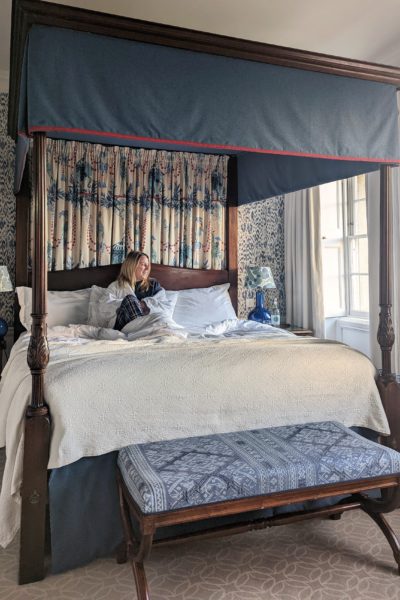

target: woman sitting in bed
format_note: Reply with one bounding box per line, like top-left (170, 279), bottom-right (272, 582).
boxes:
top-left (109, 251), bottom-right (163, 330)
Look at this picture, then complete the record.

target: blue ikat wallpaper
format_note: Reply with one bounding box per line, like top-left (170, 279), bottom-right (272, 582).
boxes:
top-left (238, 197), bottom-right (285, 320)
top-left (0, 93), bottom-right (15, 327)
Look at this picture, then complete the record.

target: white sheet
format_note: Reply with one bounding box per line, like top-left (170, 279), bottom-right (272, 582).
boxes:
top-left (0, 320), bottom-right (389, 547)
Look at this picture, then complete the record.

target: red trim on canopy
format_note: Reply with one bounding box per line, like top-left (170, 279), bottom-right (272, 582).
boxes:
top-left (26, 125), bottom-right (400, 164)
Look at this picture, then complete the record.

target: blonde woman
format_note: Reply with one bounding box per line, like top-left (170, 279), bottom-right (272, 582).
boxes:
top-left (108, 251), bottom-right (163, 330)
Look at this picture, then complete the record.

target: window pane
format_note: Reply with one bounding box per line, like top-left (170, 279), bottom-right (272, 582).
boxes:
top-left (320, 181), bottom-right (343, 239)
top-left (321, 174), bottom-right (369, 320)
top-left (322, 245), bottom-right (345, 316)
top-left (353, 199), bottom-right (367, 235)
top-left (354, 175), bottom-right (366, 200)
top-left (350, 274), bottom-right (369, 314)
top-left (349, 237), bottom-right (368, 273)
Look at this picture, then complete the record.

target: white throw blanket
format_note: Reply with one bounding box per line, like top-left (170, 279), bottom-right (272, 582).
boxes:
top-left (0, 322), bottom-right (389, 547)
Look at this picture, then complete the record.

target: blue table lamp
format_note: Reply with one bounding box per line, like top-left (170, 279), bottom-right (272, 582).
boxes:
top-left (0, 266), bottom-right (13, 340)
top-left (245, 266), bottom-right (276, 324)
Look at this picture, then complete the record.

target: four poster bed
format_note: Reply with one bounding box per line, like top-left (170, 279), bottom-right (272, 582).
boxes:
top-left (3, 0), bottom-right (400, 586)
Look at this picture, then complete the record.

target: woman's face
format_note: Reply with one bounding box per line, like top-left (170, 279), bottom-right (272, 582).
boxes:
top-left (135, 255), bottom-right (150, 281)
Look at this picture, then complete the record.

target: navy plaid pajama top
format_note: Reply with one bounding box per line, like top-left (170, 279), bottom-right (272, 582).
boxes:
top-left (114, 279), bottom-right (163, 331)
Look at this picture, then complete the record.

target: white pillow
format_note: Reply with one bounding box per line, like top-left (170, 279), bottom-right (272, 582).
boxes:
top-left (87, 285), bottom-right (123, 328)
top-left (142, 289), bottom-right (178, 316)
top-left (171, 283), bottom-right (236, 329)
top-left (16, 286), bottom-right (91, 330)
top-left (88, 286), bottom-right (178, 329)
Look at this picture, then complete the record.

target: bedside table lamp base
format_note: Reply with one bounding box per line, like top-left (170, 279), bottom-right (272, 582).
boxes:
top-left (0, 318), bottom-right (8, 376)
top-left (248, 291), bottom-right (271, 324)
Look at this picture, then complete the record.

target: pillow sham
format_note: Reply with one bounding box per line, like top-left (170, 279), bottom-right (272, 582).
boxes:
top-left (87, 285), bottom-right (123, 329)
top-left (16, 286), bottom-right (91, 330)
top-left (142, 290), bottom-right (178, 316)
top-left (171, 283), bottom-right (236, 329)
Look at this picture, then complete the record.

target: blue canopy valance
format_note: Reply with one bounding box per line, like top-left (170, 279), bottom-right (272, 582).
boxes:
top-left (16, 25), bottom-right (400, 201)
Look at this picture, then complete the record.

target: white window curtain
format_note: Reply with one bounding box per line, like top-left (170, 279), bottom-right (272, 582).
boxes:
top-left (367, 168), bottom-right (400, 379)
top-left (284, 187), bottom-right (325, 337)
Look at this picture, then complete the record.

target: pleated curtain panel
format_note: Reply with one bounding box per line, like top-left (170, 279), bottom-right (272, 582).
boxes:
top-left (284, 187), bottom-right (325, 338)
top-left (43, 140), bottom-right (228, 271)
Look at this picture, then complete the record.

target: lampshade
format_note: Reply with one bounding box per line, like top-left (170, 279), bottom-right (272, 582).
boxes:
top-left (245, 266), bottom-right (276, 290)
top-left (0, 266), bottom-right (12, 292)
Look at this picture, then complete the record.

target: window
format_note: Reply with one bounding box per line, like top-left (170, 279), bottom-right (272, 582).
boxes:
top-left (320, 175), bottom-right (369, 319)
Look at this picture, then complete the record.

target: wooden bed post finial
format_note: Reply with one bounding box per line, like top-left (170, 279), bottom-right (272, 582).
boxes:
top-left (19, 132), bottom-right (51, 584)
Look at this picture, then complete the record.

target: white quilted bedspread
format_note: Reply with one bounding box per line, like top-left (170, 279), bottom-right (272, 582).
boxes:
top-left (0, 320), bottom-right (389, 546)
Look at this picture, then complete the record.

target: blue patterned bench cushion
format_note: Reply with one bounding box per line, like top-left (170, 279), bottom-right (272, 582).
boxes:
top-left (117, 421), bottom-right (400, 514)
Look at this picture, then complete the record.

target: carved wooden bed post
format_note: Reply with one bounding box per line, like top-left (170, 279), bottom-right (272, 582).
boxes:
top-left (19, 132), bottom-right (50, 584)
top-left (377, 164), bottom-right (400, 451)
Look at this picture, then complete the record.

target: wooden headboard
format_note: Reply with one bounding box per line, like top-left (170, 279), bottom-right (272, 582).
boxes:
top-left (14, 156), bottom-right (238, 336)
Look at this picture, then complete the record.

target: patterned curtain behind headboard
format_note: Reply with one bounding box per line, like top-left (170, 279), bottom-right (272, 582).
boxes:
top-left (43, 140), bottom-right (228, 271)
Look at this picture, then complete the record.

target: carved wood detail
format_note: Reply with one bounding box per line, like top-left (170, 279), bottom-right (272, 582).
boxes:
top-left (376, 165), bottom-right (400, 451)
top-left (27, 318), bottom-right (49, 373)
top-left (378, 165), bottom-right (395, 378)
top-left (28, 132), bottom-right (49, 408)
top-left (19, 131), bottom-right (50, 585)
top-left (377, 306), bottom-right (395, 354)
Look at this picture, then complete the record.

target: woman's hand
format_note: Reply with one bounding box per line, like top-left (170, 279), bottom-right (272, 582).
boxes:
top-left (140, 300), bottom-right (150, 315)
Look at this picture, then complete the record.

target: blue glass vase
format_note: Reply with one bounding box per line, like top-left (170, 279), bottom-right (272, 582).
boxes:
top-left (0, 318), bottom-right (8, 339)
top-left (248, 291), bottom-right (271, 324)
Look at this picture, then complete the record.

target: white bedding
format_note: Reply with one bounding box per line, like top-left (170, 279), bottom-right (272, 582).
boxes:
top-left (0, 319), bottom-right (389, 547)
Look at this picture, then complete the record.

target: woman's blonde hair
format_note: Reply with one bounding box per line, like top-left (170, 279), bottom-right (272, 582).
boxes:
top-left (117, 251), bottom-right (150, 291)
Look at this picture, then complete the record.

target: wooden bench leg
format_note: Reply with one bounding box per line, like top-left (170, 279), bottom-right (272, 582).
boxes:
top-left (361, 509), bottom-right (400, 574)
top-left (132, 561), bottom-right (150, 600)
top-left (358, 487), bottom-right (400, 574)
top-left (117, 473), bottom-right (154, 597)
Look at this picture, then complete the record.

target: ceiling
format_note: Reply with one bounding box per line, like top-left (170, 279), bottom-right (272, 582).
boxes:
top-left (2, 0), bottom-right (400, 92)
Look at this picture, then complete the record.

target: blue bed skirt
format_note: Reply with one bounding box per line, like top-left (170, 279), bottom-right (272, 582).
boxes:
top-left (48, 427), bottom-right (379, 573)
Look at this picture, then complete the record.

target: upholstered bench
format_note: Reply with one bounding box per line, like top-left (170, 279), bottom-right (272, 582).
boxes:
top-left (117, 421), bottom-right (400, 599)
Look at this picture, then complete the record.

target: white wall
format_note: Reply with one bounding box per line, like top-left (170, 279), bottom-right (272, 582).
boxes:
top-left (0, 70), bottom-right (8, 93)
top-left (325, 317), bottom-right (370, 357)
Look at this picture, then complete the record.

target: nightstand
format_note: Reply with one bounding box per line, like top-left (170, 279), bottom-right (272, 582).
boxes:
top-left (279, 324), bottom-right (314, 337)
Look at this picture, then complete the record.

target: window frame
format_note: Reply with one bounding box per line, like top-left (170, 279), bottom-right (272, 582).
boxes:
top-left (344, 177), bottom-right (369, 319)
top-left (320, 175), bottom-right (369, 321)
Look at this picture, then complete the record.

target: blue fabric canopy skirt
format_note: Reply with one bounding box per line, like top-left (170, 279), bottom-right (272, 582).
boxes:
top-left (15, 25), bottom-right (400, 200)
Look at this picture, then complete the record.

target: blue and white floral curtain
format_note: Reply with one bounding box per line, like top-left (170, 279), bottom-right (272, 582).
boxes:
top-left (43, 140), bottom-right (228, 271)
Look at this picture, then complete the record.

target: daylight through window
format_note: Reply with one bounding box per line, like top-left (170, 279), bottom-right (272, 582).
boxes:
top-left (320, 174), bottom-right (369, 319)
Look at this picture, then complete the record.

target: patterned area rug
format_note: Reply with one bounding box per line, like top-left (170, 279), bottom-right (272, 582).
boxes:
top-left (1, 449), bottom-right (400, 599)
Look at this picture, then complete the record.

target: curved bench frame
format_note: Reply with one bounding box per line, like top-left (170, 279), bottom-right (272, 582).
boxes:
top-left (117, 470), bottom-right (400, 599)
